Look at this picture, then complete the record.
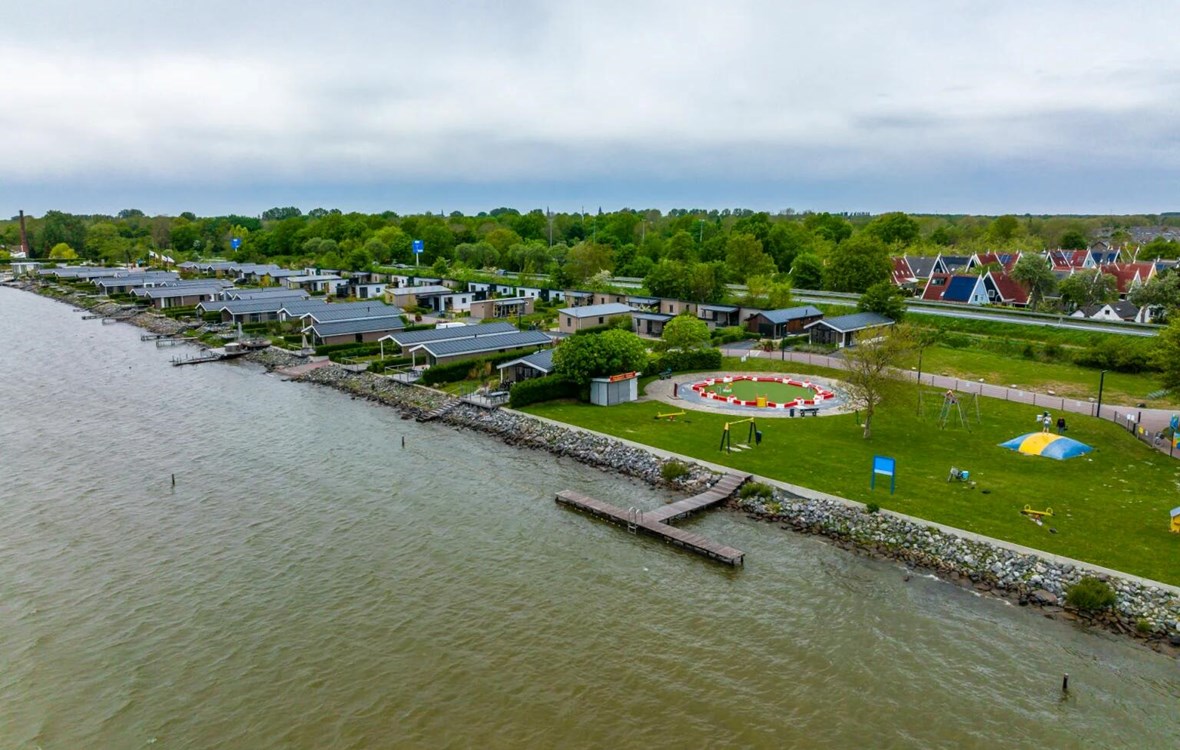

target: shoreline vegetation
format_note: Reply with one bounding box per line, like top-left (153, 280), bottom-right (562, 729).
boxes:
top-left (13, 280), bottom-right (1180, 656)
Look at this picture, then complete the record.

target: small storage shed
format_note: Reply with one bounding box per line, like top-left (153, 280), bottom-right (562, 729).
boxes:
top-left (590, 372), bottom-right (639, 406)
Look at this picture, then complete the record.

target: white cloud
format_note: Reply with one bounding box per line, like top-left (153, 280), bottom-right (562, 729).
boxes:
top-left (2, 0), bottom-right (1179, 204)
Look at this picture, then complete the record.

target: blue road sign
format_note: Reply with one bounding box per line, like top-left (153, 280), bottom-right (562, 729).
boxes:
top-left (870, 455), bottom-right (896, 494)
top-left (412, 240), bottom-right (424, 254)
top-left (231, 237), bottom-right (241, 250)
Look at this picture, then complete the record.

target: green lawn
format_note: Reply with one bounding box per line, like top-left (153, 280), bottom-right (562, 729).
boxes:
top-left (524, 385), bottom-right (1180, 585)
top-left (907, 346), bottom-right (1170, 407)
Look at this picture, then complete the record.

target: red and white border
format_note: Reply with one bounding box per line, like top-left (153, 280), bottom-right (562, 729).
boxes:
top-left (690, 375), bottom-right (835, 409)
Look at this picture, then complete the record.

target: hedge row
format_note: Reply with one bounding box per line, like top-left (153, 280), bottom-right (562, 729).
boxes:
top-left (422, 348), bottom-right (544, 386)
top-left (367, 356), bottom-right (412, 373)
top-left (508, 374), bottom-right (580, 407)
top-left (648, 348), bottom-right (722, 373)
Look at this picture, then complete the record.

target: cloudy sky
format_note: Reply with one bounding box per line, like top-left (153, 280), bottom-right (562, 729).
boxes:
top-left (3, 1), bottom-right (1178, 217)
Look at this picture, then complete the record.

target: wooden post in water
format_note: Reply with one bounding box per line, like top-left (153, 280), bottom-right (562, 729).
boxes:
top-left (171, 473), bottom-right (176, 486)
top-left (1062, 673), bottom-right (1069, 693)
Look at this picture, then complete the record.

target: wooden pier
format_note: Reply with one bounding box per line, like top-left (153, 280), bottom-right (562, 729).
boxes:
top-left (555, 473), bottom-right (750, 566)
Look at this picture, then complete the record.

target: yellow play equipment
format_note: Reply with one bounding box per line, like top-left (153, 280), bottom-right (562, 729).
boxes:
top-left (655, 411), bottom-right (686, 421)
top-left (1021, 505), bottom-right (1054, 519)
top-left (719, 417), bottom-right (760, 453)
top-left (1170, 506), bottom-right (1180, 533)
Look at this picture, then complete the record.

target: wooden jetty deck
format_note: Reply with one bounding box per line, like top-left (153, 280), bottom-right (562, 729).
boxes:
top-left (418, 398), bottom-right (461, 422)
top-left (555, 473), bottom-right (751, 566)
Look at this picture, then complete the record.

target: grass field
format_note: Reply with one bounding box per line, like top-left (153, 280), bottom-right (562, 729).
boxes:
top-left (524, 381), bottom-right (1180, 585)
top-left (905, 346), bottom-right (1169, 407)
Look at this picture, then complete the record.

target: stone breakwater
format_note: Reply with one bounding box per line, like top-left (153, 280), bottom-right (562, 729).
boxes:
top-left (16, 282), bottom-right (1180, 653)
top-left (292, 363), bottom-right (1180, 654)
top-left (736, 490), bottom-right (1180, 652)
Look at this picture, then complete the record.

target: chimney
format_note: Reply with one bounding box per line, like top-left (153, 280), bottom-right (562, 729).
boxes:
top-left (19, 210), bottom-right (29, 256)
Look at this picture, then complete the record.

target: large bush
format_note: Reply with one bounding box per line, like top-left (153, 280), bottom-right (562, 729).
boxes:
top-left (1074, 337), bottom-right (1155, 373)
top-left (1065, 577), bottom-right (1117, 611)
top-left (553, 329), bottom-right (649, 385)
top-left (649, 347), bottom-right (722, 373)
top-left (508, 374), bottom-right (579, 407)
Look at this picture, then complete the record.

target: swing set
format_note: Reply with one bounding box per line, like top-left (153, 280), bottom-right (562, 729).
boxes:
top-left (719, 417), bottom-right (761, 453)
top-left (918, 388), bottom-right (981, 431)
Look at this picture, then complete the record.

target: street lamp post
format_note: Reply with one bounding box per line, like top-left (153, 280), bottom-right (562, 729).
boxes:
top-left (699, 218), bottom-right (706, 244)
top-left (1096, 369), bottom-right (1107, 418)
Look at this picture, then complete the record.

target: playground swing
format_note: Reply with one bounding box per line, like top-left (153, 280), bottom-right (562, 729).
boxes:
top-left (719, 417), bottom-right (761, 453)
top-left (919, 389), bottom-right (980, 431)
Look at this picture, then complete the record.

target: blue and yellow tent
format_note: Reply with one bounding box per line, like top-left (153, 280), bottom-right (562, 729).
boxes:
top-left (999, 433), bottom-right (1093, 460)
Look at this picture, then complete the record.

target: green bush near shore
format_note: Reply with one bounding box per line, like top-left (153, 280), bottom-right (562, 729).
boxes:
top-left (1065, 577), bottom-right (1117, 611)
top-left (523, 383), bottom-right (1180, 586)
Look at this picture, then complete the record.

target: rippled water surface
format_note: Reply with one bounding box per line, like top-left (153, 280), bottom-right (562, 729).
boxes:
top-left (1, 287), bottom-right (1177, 749)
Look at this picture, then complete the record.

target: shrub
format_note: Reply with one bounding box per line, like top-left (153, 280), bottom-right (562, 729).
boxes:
top-left (648, 348), bottom-right (722, 374)
top-left (508, 374), bottom-right (579, 407)
top-left (710, 326), bottom-right (750, 345)
top-left (865, 502), bottom-right (881, 514)
top-left (738, 481), bottom-right (773, 500)
top-left (660, 460), bottom-right (690, 483)
top-left (367, 356), bottom-right (411, 373)
top-left (1065, 577), bottom-right (1117, 611)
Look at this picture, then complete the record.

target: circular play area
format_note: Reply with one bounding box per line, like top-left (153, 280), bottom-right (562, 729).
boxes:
top-left (690, 375), bottom-right (836, 410)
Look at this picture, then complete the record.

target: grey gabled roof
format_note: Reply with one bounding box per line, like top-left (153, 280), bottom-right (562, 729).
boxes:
top-left (304, 316), bottom-right (406, 337)
top-left (382, 321), bottom-right (519, 346)
top-left (906, 256), bottom-right (938, 278)
top-left (496, 348), bottom-right (555, 373)
top-left (754, 306), bottom-right (823, 324)
top-left (300, 303), bottom-right (403, 323)
top-left (224, 288), bottom-right (309, 300)
top-left (412, 330), bottom-right (552, 358)
top-left (199, 297), bottom-right (327, 315)
top-left (558, 302), bottom-right (633, 318)
top-left (698, 303), bottom-right (739, 313)
top-left (804, 312), bottom-right (894, 333)
top-left (387, 284), bottom-right (456, 296)
top-left (139, 285), bottom-right (225, 299)
top-left (632, 312), bottom-right (673, 322)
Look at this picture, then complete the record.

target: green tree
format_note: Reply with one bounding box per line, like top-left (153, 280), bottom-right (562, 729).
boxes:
top-left (804, 212), bottom-right (852, 244)
top-left (685, 261), bottom-right (726, 303)
top-left (823, 234), bottom-right (891, 293)
top-left (842, 326), bottom-right (910, 439)
top-left (665, 230), bottom-right (697, 262)
top-left (790, 253), bottom-right (824, 290)
top-left (1010, 254), bottom-right (1057, 308)
top-left (553, 329), bottom-right (649, 385)
top-left (864, 212), bottom-right (919, 247)
top-left (563, 241), bottom-right (614, 285)
top-left (645, 259), bottom-right (688, 298)
top-left (48, 242), bottom-right (78, 260)
top-left (1057, 269), bottom-right (1117, 311)
top-left (857, 280), bottom-right (906, 321)
top-left (1059, 229), bottom-right (1088, 250)
top-left (987, 215), bottom-right (1021, 243)
top-left (1131, 271), bottom-right (1180, 322)
top-left (1141, 236), bottom-right (1180, 259)
top-left (725, 233), bottom-right (777, 282)
top-left (658, 314), bottom-right (710, 351)
top-left (1154, 319), bottom-right (1180, 389)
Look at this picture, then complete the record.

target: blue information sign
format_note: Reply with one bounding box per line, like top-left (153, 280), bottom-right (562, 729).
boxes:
top-left (231, 237), bottom-right (241, 250)
top-left (870, 455), bottom-right (896, 494)
top-left (412, 240), bottom-right (424, 254)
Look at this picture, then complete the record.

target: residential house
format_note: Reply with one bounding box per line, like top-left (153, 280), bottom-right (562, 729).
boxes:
top-left (632, 312), bottom-right (674, 338)
top-left (1069, 301), bottom-right (1139, 322)
top-left (1100, 262), bottom-right (1156, 298)
top-left (284, 274), bottom-right (345, 294)
top-left (745, 306), bottom-right (823, 338)
top-left (980, 271), bottom-right (1030, 307)
top-left (496, 348), bottom-right (554, 384)
top-left (921, 274), bottom-right (989, 304)
top-left (379, 321), bottom-right (520, 356)
top-left (804, 312), bottom-right (895, 348)
top-left (303, 315), bottom-right (406, 346)
top-left (933, 254), bottom-right (971, 275)
top-left (557, 302), bottom-right (633, 334)
top-left (470, 296), bottom-right (534, 320)
top-left (696, 303), bottom-right (740, 329)
top-left (407, 329), bottom-right (552, 367)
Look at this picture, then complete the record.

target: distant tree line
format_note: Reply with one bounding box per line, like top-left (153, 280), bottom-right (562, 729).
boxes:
top-left (4, 207), bottom-right (1180, 303)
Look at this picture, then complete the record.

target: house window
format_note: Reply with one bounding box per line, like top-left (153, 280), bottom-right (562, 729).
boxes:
top-left (566, 316), bottom-right (572, 326)
top-left (598, 317), bottom-right (604, 324)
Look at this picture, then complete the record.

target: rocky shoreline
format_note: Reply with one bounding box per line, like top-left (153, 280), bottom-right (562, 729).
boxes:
top-left (17, 280), bottom-right (1180, 655)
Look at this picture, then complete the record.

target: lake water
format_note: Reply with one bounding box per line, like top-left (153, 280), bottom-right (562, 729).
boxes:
top-left (1, 286), bottom-right (1177, 749)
